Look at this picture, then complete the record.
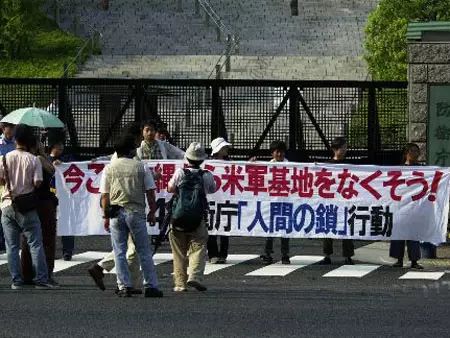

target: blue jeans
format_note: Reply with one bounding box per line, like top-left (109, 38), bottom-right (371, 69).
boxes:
top-left (110, 208), bottom-right (159, 290)
top-left (1, 205), bottom-right (48, 284)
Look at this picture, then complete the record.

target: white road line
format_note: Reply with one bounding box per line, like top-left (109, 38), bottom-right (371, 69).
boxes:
top-left (53, 251), bottom-right (109, 273)
top-left (323, 264), bottom-right (381, 278)
top-left (204, 254), bottom-right (259, 275)
top-left (107, 253), bottom-right (173, 274)
top-left (399, 272), bottom-right (445, 280)
top-left (245, 255), bottom-right (323, 276)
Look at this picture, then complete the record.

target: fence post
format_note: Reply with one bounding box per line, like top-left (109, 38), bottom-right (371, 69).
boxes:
top-left (216, 26), bottom-right (221, 42)
top-left (195, 0), bottom-right (200, 16)
top-left (135, 81), bottom-right (145, 122)
top-left (211, 83), bottom-right (220, 140)
top-left (288, 87), bottom-right (299, 151)
top-left (215, 65), bottom-right (221, 79)
top-left (177, 0), bottom-right (182, 12)
top-left (367, 86), bottom-right (381, 164)
top-left (225, 34), bottom-right (231, 72)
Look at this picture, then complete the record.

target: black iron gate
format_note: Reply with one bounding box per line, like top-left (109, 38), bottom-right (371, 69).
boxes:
top-left (0, 78), bottom-right (408, 164)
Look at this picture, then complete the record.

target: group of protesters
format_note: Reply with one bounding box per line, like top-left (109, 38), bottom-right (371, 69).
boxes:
top-left (0, 119), bottom-right (432, 296)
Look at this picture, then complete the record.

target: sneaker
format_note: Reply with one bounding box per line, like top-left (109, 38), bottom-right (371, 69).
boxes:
top-left (11, 282), bottom-right (25, 290)
top-left (392, 260), bottom-right (403, 268)
top-left (117, 288), bottom-right (132, 297)
top-left (281, 256), bottom-right (291, 265)
top-left (144, 287), bottom-right (164, 298)
top-left (35, 282), bottom-right (58, 289)
top-left (344, 257), bottom-right (354, 265)
top-left (209, 257), bottom-right (219, 264)
top-left (88, 264), bottom-right (105, 291)
top-left (318, 257), bottom-right (332, 265)
top-left (48, 277), bottom-right (60, 288)
top-left (217, 257), bottom-right (227, 264)
top-left (187, 280), bottom-right (207, 292)
top-left (260, 254), bottom-right (273, 265)
top-left (411, 262), bottom-right (424, 270)
top-left (173, 286), bottom-right (187, 292)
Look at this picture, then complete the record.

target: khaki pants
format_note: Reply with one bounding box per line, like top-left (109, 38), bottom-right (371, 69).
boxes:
top-left (169, 222), bottom-right (208, 288)
top-left (98, 233), bottom-right (142, 288)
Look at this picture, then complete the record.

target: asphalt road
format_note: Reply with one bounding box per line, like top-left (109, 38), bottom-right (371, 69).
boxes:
top-left (1, 237), bottom-right (449, 338)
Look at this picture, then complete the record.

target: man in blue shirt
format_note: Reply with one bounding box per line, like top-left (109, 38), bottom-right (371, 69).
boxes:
top-left (0, 122), bottom-right (15, 251)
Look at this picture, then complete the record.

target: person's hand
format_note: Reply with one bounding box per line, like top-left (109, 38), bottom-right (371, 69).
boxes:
top-left (104, 218), bottom-right (110, 233)
top-left (52, 159), bottom-right (62, 166)
top-left (147, 212), bottom-right (156, 225)
top-left (249, 156), bottom-right (257, 162)
top-left (152, 167), bottom-right (162, 181)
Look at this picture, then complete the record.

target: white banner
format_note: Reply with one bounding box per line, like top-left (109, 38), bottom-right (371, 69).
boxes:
top-left (55, 160), bottom-right (450, 244)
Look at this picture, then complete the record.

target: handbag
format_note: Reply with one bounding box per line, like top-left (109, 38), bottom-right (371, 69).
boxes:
top-left (2, 155), bottom-right (39, 213)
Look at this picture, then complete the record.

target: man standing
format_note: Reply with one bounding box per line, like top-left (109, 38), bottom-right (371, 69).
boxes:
top-left (136, 120), bottom-right (184, 160)
top-left (0, 124), bottom-right (53, 289)
top-left (167, 142), bottom-right (216, 292)
top-left (0, 122), bottom-right (16, 252)
top-left (100, 135), bottom-right (163, 298)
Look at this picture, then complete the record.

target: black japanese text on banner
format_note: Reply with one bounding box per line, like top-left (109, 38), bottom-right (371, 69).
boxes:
top-left (55, 160), bottom-right (450, 244)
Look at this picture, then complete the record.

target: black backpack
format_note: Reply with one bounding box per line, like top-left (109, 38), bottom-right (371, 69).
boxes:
top-left (171, 169), bottom-right (207, 232)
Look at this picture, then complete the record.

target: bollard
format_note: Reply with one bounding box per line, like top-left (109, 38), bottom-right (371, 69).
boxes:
top-left (195, 0), bottom-right (200, 16)
top-left (215, 65), bottom-right (221, 79)
top-left (216, 26), bottom-right (221, 42)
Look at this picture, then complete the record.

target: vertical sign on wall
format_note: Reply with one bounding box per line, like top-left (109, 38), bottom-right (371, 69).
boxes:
top-left (428, 85), bottom-right (450, 165)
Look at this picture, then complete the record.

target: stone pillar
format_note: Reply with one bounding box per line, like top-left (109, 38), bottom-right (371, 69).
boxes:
top-left (407, 23), bottom-right (450, 162)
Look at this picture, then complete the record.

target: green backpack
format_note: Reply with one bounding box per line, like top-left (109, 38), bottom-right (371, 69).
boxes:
top-left (171, 169), bottom-right (207, 232)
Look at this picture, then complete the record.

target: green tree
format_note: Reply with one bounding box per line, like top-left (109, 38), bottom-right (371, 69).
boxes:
top-left (364, 0), bottom-right (450, 81)
top-left (0, 0), bottom-right (43, 58)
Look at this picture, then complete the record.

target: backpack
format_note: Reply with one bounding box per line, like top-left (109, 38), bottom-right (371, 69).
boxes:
top-left (171, 169), bottom-right (207, 232)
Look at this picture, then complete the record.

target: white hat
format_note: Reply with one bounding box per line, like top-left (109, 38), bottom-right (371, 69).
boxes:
top-left (185, 142), bottom-right (207, 161)
top-left (210, 137), bottom-right (232, 155)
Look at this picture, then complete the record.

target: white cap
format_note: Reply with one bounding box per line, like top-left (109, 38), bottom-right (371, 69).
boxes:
top-left (210, 137), bottom-right (232, 155)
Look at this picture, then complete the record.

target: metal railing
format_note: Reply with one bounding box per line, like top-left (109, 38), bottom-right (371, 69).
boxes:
top-left (194, 0), bottom-right (240, 78)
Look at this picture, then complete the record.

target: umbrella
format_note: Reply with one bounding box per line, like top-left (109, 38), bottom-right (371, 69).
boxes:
top-left (1, 106), bottom-right (64, 128)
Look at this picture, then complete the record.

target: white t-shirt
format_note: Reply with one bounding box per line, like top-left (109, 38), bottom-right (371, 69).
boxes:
top-left (168, 167), bottom-right (216, 194)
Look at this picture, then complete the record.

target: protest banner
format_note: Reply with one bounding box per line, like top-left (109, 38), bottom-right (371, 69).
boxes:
top-left (55, 160), bottom-right (450, 244)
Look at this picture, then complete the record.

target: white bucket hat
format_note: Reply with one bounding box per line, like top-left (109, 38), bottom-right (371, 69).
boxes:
top-left (185, 142), bottom-right (207, 161)
top-left (210, 137), bottom-right (232, 155)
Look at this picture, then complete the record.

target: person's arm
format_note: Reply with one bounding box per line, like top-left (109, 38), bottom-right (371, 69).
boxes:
top-left (99, 166), bottom-right (111, 232)
top-left (167, 169), bottom-right (182, 193)
top-left (143, 165), bottom-right (157, 224)
top-left (33, 156), bottom-right (43, 188)
top-left (203, 171), bottom-right (217, 194)
top-left (165, 142), bottom-right (185, 160)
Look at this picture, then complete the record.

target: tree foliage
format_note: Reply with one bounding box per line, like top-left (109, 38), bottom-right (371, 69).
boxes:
top-left (0, 0), bottom-right (43, 59)
top-left (364, 0), bottom-right (450, 81)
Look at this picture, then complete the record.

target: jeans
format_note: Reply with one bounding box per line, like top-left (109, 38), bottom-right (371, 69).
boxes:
top-left (21, 200), bottom-right (57, 281)
top-left (1, 205), bottom-right (48, 284)
top-left (110, 208), bottom-right (158, 290)
top-left (0, 212), bottom-right (5, 251)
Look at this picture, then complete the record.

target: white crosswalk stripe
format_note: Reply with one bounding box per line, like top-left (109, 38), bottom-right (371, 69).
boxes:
top-left (245, 255), bottom-right (323, 276)
top-left (323, 264), bottom-right (381, 278)
top-left (107, 253), bottom-right (174, 274)
top-left (204, 254), bottom-right (259, 275)
top-left (399, 272), bottom-right (445, 280)
top-left (3, 250), bottom-right (447, 280)
top-left (53, 251), bottom-right (109, 273)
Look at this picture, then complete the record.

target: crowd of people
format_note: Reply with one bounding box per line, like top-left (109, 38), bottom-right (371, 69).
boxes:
top-left (0, 120), bottom-right (433, 296)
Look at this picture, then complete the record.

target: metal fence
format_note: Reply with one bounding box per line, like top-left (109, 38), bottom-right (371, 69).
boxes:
top-left (0, 78), bottom-right (408, 164)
